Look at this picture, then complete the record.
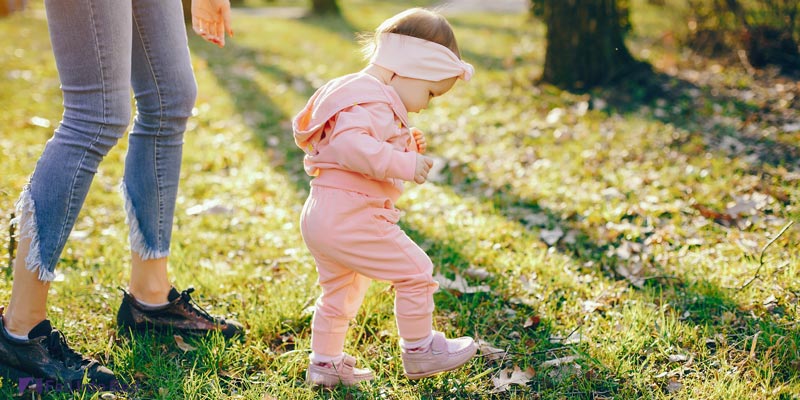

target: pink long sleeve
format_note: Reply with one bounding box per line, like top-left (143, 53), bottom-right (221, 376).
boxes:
top-left (325, 105), bottom-right (416, 181)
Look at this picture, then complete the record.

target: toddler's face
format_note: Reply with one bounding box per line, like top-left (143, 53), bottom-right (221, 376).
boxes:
top-left (390, 76), bottom-right (458, 113)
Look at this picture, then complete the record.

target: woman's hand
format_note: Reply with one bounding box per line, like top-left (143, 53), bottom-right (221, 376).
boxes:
top-left (411, 127), bottom-right (427, 154)
top-left (192, 0), bottom-right (233, 47)
top-left (414, 154), bottom-right (434, 184)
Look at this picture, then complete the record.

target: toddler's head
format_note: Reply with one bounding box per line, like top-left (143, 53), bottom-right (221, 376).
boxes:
top-left (363, 8), bottom-right (473, 113)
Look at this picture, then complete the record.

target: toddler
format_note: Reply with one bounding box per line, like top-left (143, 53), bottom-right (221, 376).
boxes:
top-left (292, 8), bottom-right (477, 387)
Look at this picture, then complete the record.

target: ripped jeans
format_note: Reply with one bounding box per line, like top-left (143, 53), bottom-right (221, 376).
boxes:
top-left (14, 0), bottom-right (196, 281)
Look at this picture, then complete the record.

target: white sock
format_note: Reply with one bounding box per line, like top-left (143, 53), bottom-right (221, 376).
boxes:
top-left (136, 298), bottom-right (170, 308)
top-left (4, 325), bottom-right (29, 341)
top-left (401, 333), bottom-right (434, 352)
top-left (310, 352), bottom-right (344, 365)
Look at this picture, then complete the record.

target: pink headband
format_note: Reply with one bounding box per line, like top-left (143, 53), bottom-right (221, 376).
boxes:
top-left (369, 33), bottom-right (474, 82)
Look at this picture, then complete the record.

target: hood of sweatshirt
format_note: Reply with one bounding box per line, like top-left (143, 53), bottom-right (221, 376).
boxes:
top-left (292, 72), bottom-right (409, 155)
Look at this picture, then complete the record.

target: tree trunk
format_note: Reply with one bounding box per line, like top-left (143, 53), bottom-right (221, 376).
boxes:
top-left (311, 0), bottom-right (340, 15)
top-left (542, 0), bottom-right (637, 90)
top-left (0, 0), bottom-right (25, 17)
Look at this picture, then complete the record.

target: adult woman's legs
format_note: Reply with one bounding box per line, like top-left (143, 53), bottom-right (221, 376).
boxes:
top-left (114, 0), bottom-right (243, 339)
top-left (0, 0), bottom-right (129, 385)
top-left (123, 0), bottom-right (196, 304)
top-left (5, 0), bottom-right (133, 334)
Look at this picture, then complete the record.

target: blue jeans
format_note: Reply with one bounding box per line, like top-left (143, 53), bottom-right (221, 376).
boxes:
top-left (14, 0), bottom-right (197, 281)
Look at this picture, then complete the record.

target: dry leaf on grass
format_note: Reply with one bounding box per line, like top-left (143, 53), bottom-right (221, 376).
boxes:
top-left (549, 331), bottom-right (582, 345)
top-left (174, 335), bottom-right (197, 352)
top-left (464, 266), bottom-right (492, 280)
top-left (540, 227), bottom-right (564, 246)
top-left (666, 378), bottom-right (683, 393)
top-left (433, 273), bottom-right (491, 294)
top-left (523, 315), bottom-right (541, 329)
top-left (491, 366), bottom-right (534, 393)
top-left (186, 200), bottom-right (235, 216)
top-left (668, 354), bottom-right (688, 363)
top-left (476, 339), bottom-right (507, 361)
top-left (541, 355), bottom-right (579, 368)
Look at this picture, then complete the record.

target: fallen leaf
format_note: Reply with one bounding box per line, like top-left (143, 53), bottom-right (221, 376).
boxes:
top-left (540, 227), bottom-right (563, 246)
top-left (692, 203), bottom-right (734, 223)
top-left (174, 335), bottom-right (197, 352)
top-left (668, 354), bottom-right (688, 363)
top-left (548, 362), bottom-right (582, 382)
top-left (477, 339), bottom-right (507, 361)
top-left (615, 263), bottom-right (646, 288)
top-left (464, 266), bottom-right (492, 280)
top-left (523, 315), bottom-right (541, 329)
top-left (186, 200), bottom-right (235, 216)
top-left (491, 366), bottom-right (534, 393)
top-left (523, 212), bottom-right (549, 227)
top-left (582, 300), bottom-right (606, 313)
top-left (546, 107), bottom-right (564, 124)
top-left (434, 273), bottom-right (491, 294)
top-left (666, 378), bottom-right (683, 393)
top-left (541, 355), bottom-right (579, 368)
top-left (28, 116), bottom-right (51, 128)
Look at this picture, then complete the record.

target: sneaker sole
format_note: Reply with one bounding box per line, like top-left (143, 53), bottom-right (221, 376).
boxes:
top-left (118, 322), bottom-right (241, 340)
top-left (306, 371), bottom-right (375, 387)
top-left (404, 345), bottom-right (478, 380)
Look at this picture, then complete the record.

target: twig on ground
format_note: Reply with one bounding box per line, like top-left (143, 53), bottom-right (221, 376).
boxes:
top-left (738, 221), bottom-right (795, 291)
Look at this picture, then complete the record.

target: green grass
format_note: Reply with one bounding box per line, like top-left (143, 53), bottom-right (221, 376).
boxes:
top-left (1, 1), bottom-right (798, 399)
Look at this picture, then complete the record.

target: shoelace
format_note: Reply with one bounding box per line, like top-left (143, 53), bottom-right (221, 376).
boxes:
top-left (178, 288), bottom-right (219, 323)
top-left (46, 330), bottom-right (89, 370)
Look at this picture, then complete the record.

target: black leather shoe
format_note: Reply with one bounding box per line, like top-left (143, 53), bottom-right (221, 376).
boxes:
top-left (117, 287), bottom-right (243, 340)
top-left (0, 308), bottom-right (116, 390)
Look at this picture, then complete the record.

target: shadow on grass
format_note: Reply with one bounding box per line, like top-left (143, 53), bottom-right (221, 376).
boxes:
top-left (190, 36), bottom-right (310, 197)
top-left (430, 143), bottom-right (799, 391)
top-left (590, 66), bottom-right (800, 175)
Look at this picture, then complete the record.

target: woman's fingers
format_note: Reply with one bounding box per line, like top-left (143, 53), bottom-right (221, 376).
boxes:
top-left (193, 17), bottom-right (224, 46)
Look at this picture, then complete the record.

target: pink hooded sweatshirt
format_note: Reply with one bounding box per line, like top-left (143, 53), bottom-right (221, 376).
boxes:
top-left (292, 72), bottom-right (418, 203)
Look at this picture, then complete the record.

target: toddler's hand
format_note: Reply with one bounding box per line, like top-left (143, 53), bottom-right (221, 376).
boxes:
top-left (414, 154), bottom-right (434, 184)
top-left (411, 127), bottom-right (427, 154)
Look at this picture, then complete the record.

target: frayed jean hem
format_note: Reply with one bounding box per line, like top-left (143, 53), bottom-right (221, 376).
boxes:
top-left (119, 182), bottom-right (170, 261)
top-left (13, 185), bottom-right (56, 282)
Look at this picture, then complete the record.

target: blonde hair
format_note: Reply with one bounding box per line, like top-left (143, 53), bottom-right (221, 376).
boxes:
top-left (361, 8), bottom-right (461, 59)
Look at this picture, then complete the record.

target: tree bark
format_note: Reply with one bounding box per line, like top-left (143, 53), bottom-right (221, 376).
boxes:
top-left (311, 0), bottom-right (340, 15)
top-left (542, 0), bottom-right (638, 90)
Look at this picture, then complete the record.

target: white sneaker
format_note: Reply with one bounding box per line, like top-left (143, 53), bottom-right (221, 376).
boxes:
top-left (401, 331), bottom-right (477, 379)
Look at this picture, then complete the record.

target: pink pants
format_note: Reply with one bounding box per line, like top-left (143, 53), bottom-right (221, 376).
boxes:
top-left (300, 185), bottom-right (439, 357)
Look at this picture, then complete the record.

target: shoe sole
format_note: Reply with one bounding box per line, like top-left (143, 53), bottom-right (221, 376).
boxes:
top-left (305, 371), bottom-right (375, 387)
top-left (117, 322), bottom-right (241, 340)
top-left (404, 345), bottom-right (478, 380)
top-left (306, 370), bottom-right (375, 388)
